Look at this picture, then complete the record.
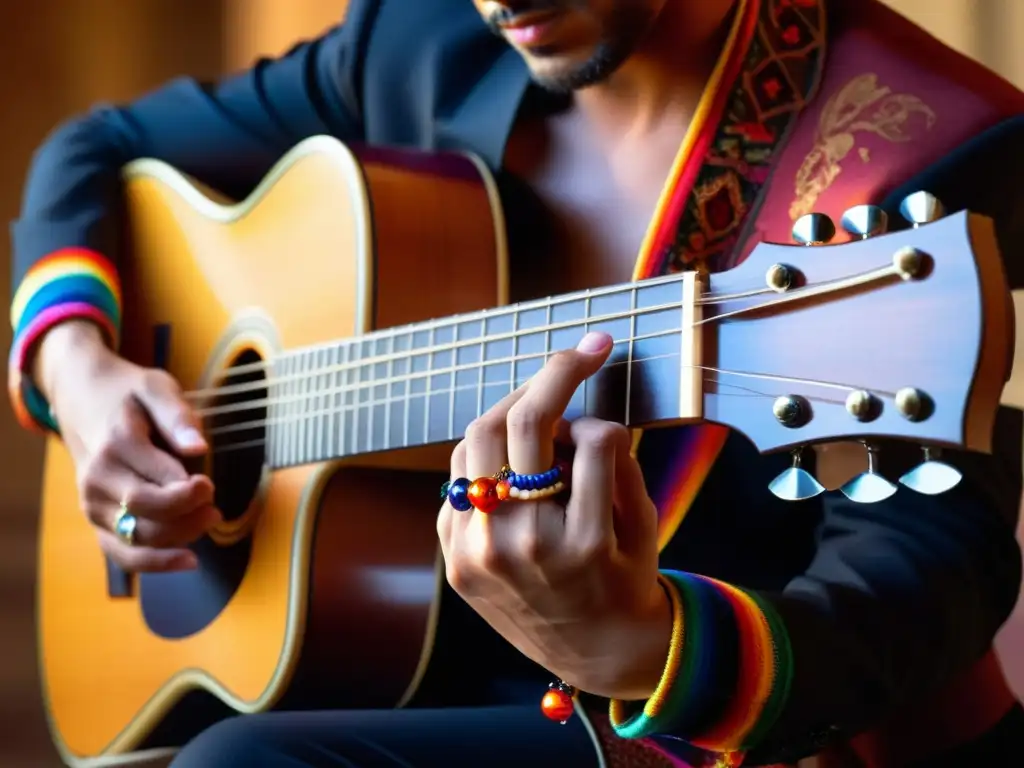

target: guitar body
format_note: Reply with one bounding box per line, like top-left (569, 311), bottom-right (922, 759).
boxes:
top-left (37, 137), bottom-right (508, 765)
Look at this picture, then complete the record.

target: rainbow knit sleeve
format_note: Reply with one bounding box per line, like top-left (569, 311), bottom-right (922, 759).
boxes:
top-left (7, 247), bottom-right (122, 432)
top-left (610, 571), bottom-right (794, 759)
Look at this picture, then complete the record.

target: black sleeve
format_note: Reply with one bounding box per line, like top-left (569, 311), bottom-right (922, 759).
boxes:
top-left (751, 113), bottom-right (1024, 762)
top-left (10, 19), bottom-right (369, 286)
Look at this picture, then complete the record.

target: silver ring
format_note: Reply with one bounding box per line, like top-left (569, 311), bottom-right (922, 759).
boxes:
top-left (113, 501), bottom-right (138, 546)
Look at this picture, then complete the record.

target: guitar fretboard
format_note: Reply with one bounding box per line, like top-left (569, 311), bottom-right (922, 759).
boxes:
top-left (261, 273), bottom-right (699, 468)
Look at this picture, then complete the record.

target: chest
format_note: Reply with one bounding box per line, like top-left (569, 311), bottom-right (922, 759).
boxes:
top-left (501, 110), bottom-right (683, 300)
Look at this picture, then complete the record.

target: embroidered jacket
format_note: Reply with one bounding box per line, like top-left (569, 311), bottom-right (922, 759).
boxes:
top-left (8, 0), bottom-right (1024, 765)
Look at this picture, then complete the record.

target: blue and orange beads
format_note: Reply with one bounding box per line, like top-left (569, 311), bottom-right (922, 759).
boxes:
top-left (441, 463), bottom-right (567, 513)
top-left (441, 476), bottom-right (501, 513)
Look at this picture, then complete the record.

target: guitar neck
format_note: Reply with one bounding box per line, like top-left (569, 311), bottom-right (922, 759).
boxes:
top-left (254, 271), bottom-right (703, 469)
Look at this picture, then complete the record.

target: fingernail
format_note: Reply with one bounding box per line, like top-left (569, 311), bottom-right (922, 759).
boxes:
top-left (576, 331), bottom-right (610, 354)
top-left (175, 426), bottom-right (206, 449)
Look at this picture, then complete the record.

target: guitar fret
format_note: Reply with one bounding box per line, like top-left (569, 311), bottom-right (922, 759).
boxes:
top-left (422, 329), bottom-right (433, 444)
top-left (285, 353), bottom-right (297, 465)
top-left (337, 346), bottom-right (350, 460)
top-left (582, 289), bottom-right (592, 415)
top-left (475, 323), bottom-right (486, 423)
top-left (268, 360), bottom-right (282, 467)
top-left (364, 339), bottom-right (372, 454)
top-left (297, 350), bottom-right (306, 464)
top-left (360, 340), bottom-right (372, 454)
top-left (314, 348), bottom-right (325, 459)
top-left (447, 327), bottom-right (458, 441)
top-left (394, 332), bottom-right (411, 450)
top-left (383, 335), bottom-right (394, 450)
top-left (342, 343), bottom-right (354, 456)
top-left (331, 343), bottom-right (341, 459)
top-left (306, 348), bottom-right (319, 462)
top-left (625, 285), bottom-right (637, 427)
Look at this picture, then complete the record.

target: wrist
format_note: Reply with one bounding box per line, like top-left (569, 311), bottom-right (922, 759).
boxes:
top-left (32, 320), bottom-right (112, 402)
top-left (614, 581), bottom-right (674, 700)
top-left (577, 581), bottom-right (673, 701)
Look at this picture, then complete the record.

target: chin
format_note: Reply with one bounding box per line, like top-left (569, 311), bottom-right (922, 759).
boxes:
top-left (524, 45), bottom-right (624, 93)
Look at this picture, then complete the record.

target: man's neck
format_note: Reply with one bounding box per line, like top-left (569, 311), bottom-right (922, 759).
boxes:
top-left (574, 0), bottom-right (739, 136)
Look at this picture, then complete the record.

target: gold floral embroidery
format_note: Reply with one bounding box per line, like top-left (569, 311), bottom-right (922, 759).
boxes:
top-left (789, 73), bottom-right (936, 221)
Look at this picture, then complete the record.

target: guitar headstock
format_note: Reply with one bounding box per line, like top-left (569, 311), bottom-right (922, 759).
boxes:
top-left (703, 192), bottom-right (1013, 503)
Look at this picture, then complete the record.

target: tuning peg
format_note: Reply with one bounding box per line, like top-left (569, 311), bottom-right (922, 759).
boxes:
top-left (792, 213), bottom-right (836, 246)
top-left (769, 448), bottom-right (825, 502)
top-left (899, 191), bottom-right (945, 228)
top-left (841, 204), bottom-right (888, 239)
top-left (898, 447), bottom-right (963, 495)
top-left (839, 443), bottom-right (898, 503)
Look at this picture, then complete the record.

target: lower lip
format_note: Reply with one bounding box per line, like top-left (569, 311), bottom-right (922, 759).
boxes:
top-left (504, 17), bottom-right (559, 46)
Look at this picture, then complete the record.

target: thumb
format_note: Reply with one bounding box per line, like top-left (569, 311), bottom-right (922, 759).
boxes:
top-left (135, 376), bottom-right (207, 456)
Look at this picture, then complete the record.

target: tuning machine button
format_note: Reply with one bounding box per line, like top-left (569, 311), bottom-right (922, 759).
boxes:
top-left (839, 442), bottom-right (898, 503)
top-left (769, 448), bottom-right (825, 502)
top-left (773, 395), bottom-right (810, 429)
top-left (894, 387), bottom-right (933, 421)
top-left (892, 247), bottom-right (927, 280)
top-left (765, 263), bottom-right (797, 293)
top-left (792, 213), bottom-right (836, 246)
top-left (841, 204), bottom-right (888, 239)
top-left (899, 191), bottom-right (945, 228)
top-left (845, 389), bottom-right (879, 422)
top-left (898, 447), bottom-right (963, 495)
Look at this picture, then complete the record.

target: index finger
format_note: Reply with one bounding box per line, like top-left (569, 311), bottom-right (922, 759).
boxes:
top-left (506, 332), bottom-right (612, 474)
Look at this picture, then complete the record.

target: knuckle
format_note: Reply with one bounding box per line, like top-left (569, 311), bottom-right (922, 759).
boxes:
top-left (546, 349), bottom-right (577, 374)
top-left (444, 562), bottom-right (472, 595)
top-left (141, 368), bottom-right (179, 398)
top-left (435, 509), bottom-right (451, 541)
top-left (464, 415), bottom-right (503, 449)
top-left (449, 440), bottom-right (468, 472)
top-left (506, 402), bottom-right (545, 439)
top-left (76, 454), bottom-right (105, 496)
top-left (515, 530), bottom-right (549, 564)
top-left (84, 501), bottom-right (107, 528)
top-left (475, 539), bottom-right (511, 575)
top-left (587, 421), bottom-right (628, 451)
top-left (568, 538), bottom-right (613, 571)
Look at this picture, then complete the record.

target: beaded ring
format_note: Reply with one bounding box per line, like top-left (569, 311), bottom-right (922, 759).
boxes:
top-left (441, 462), bottom-right (567, 514)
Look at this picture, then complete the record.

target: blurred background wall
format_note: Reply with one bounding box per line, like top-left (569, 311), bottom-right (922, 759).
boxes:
top-left (0, 1), bottom-right (1020, 765)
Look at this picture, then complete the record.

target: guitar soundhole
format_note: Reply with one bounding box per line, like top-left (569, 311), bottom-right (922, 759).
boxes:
top-left (138, 348), bottom-right (266, 640)
top-left (207, 348), bottom-right (268, 523)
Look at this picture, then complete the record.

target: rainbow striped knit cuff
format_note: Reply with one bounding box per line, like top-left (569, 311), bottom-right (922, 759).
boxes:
top-left (8, 247), bottom-right (122, 432)
top-left (610, 571), bottom-right (793, 756)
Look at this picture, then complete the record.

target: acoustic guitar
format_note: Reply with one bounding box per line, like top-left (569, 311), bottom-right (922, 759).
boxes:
top-left (35, 135), bottom-right (1012, 766)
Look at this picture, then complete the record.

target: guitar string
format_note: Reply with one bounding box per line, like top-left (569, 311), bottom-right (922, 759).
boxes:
top-left (198, 325), bottom-right (681, 419)
top-left (183, 273), bottom-right (735, 393)
top-left (186, 259), bottom-right (901, 406)
top-left (204, 350), bottom-right (886, 458)
top-left (197, 325), bottom-right (878, 425)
